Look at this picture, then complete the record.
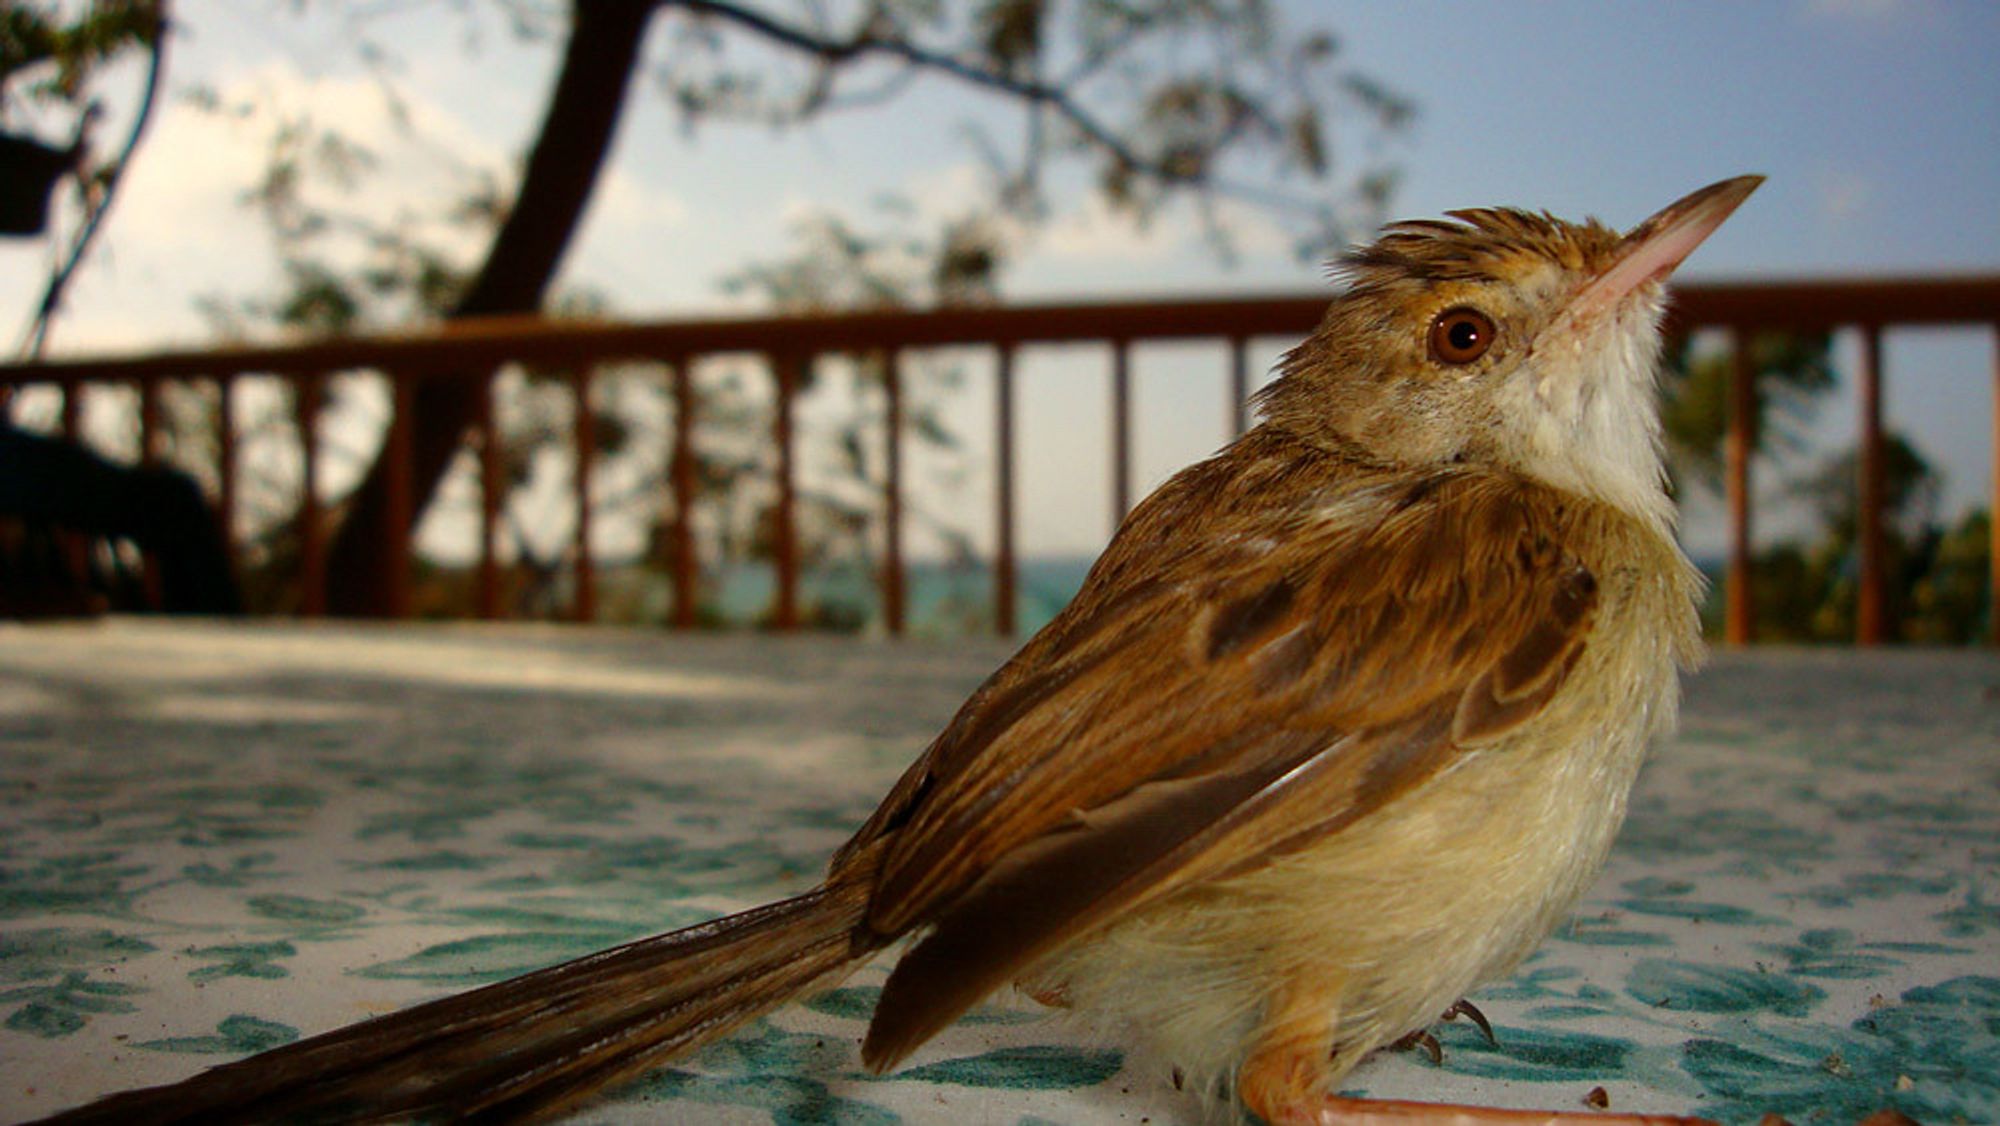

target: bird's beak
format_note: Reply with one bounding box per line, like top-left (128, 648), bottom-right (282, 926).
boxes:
top-left (1568, 174), bottom-right (1764, 318)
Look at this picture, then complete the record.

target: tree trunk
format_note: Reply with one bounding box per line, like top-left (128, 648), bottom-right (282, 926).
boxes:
top-left (325, 0), bottom-right (655, 616)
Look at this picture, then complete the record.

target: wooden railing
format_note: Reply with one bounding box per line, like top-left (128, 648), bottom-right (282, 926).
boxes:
top-left (2, 277), bottom-right (1996, 642)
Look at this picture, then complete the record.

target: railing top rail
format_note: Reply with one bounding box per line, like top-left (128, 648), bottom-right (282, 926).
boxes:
top-left (1664, 275), bottom-right (2000, 331)
top-left (0, 295), bottom-right (1324, 385)
top-left (3, 275), bottom-right (1996, 386)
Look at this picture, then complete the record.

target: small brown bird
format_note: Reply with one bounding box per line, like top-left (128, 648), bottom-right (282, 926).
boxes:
top-left (39, 176), bottom-right (1760, 1126)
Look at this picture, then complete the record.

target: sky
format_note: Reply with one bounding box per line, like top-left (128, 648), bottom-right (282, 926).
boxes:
top-left (4, 0), bottom-right (1997, 564)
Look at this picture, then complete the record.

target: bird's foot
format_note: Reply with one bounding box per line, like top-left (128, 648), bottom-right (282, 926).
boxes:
top-left (1387, 998), bottom-right (1498, 1064)
top-left (1277, 1095), bottom-right (1721, 1125)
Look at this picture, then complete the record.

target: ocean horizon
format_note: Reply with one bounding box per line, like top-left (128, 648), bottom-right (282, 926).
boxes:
top-left (647, 552), bottom-right (1735, 638)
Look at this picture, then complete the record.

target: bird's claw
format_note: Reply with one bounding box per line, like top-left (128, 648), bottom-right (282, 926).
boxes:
top-left (1441, 998), bottom-right (1497, 1046)
top-left (1387, 999), bottom-right (1497, 1065)
top-left (1388, 1028), bottom-right (1443, 1065)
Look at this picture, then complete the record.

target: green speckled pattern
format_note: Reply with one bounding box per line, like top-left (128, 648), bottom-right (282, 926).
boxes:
top-left (0, 622), bottom-right (1994, 1124)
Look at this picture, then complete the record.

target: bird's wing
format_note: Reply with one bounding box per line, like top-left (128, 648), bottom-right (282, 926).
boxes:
top-left (854, 454), bottom-right (1602, 1069)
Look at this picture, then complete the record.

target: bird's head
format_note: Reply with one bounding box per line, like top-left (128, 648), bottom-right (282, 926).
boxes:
top-left (1262, 175), bottom-right (1762, 528)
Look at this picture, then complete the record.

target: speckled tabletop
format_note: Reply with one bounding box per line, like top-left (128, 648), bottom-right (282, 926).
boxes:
top-left (1, 621), bottom-right (1995, 1125)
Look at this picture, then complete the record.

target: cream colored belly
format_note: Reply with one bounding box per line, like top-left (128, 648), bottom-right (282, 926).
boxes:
top-left (1026, 678), bottom-right (1657, 1090)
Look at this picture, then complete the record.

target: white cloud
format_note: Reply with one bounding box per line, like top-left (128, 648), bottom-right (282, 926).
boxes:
top-left (132, 59), bottom-right (515, 252)
top-left (899, 160), bottom-right (1296, 278)
top-left (7, 57), bottom-right (529, 353)
top-left (593, 166), bottom-right (691, 234)
top-left (1032, 195), bottom-right (1185, 265)
top-left (900, 161), bottom-right (990, 218)
top-left (15, 47), bottom-right (663, 347)
top-left (0, 100), bottom-right (272, 352)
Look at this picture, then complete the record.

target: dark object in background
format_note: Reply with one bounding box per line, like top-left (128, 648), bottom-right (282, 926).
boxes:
top-left (0, 518), bottom-right (105, 618)
top-left (0, 131), bottom-right (83, 237)
top-left (0, 426), bottom-right (240, 614)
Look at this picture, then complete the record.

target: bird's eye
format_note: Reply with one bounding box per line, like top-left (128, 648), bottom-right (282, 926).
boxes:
top-left (1428, 307), bottom-right (1496, 365)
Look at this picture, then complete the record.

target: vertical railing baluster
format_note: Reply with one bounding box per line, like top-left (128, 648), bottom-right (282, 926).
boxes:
top-left (1856, 325), bottom-right (1887, 645)
top-left (1230, 335), bottom-right (1250, 436)
top-left (53, 383), bottom-right (87, 589)
top-left (216, 374), bottom-right (239, 571)
top-left (136, 376), bottom-right (164, 607)
top-left (1725, 331), bottom-right (1756, 646)
top-left (1111, 338), bottom-right (1131, 530)
top-left (572, 367), bottom-right (596, 624)
top-left (670, 355), bottom-right (698, 628)
top-left (384, 373), bottom-right (415, 620)
top-left (882, 350), bottom-right (905, 636)
top-left (995, 345), bottom-right (1017, 637)
top-left (773, 353), bottom-right (801, 630)
top-left (477, 372), bottom-right (502, 620)
top-left (298, 372), bottom-right (326, 618)
top-left (138, 377), bottom-right (162, 466)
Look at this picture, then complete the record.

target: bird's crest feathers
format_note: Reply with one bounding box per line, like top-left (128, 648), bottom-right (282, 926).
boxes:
top-left (1335, 207), bottom-right (1623, 292)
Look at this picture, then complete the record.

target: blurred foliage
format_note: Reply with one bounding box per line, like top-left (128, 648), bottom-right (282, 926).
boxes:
top-left (1768, 434), bottom-right (1988, 644)
top-left (1, 1), bottom-right (157, 113)
top-left (1795, 429), bottom-right (1939, 543)
top-left (4, 1), bottom-right (166, 355)
top-left (1663, 333), bottom-right (1988, 644)
top-left (645, 0), bottom-right (1411, 259)
top-left (1905, 508), bottom-right (1992, 644)
top-left (1721, 432), bottom-right (1987, 645)
top-left (1659, 330), bottom-right (1838, 493)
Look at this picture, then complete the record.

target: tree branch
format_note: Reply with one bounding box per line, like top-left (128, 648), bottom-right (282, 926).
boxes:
top-left (666, 0), bottom-right (1169, 189)
top-left (16, 0), bottom-right (170, 361)
top-left (665, 0), bottom-right (1342, 222)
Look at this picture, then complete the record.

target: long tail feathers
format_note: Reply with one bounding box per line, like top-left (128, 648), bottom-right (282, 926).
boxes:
top-left (36, 883), bottom-right (878, 1125)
